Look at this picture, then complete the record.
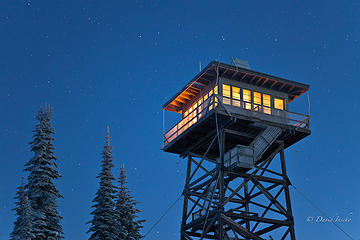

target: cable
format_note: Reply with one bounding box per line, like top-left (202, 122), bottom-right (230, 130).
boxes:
top-left (143, 193), bottom-right (183, 239)
top-left (291, 185), bottom-right (354, 240)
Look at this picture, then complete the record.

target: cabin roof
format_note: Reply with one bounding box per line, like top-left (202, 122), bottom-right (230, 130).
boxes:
top-left (163, 61), bottom-right (310, 113)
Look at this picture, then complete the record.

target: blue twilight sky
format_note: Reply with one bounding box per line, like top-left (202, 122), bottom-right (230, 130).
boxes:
top-left (0, 1), bottom-right (360, 239)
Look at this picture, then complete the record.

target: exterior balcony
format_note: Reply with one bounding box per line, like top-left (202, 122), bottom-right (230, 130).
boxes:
top-left (163, 92), bottom-right (310, 159)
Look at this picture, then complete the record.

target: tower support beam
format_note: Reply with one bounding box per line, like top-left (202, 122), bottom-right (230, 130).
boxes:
top-left (180, 130), bottom-right (297, 239)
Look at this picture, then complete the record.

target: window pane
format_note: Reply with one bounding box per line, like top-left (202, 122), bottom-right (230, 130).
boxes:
top-left (233, 100), bottom-right (241, 107)
top-left (222, 84), bottom-right (231, 98)
top-left (204, 93), bottom-right (208, 101)
top-left (263, 94), bottom-right (271, 107)
top-left (254, 92), bottom-right (261, 105)
top-left (214, 85), bottom-right (218, 95)
top-left (223, 98), bottom-right (231, 105)
top-left (243, 89), bottom-right (251, 102)
top-left (232, 87), bottom-right (241, 100)
top-left (253, 105), bottom-right (261, 111)
top-left (274, 98), bottom-right (284, 110)
top-left (263, 107), bottom-right (271, 115)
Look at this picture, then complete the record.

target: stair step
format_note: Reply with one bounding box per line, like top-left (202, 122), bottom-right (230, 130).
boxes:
top-left (223, 126), bottom-right (282, 169)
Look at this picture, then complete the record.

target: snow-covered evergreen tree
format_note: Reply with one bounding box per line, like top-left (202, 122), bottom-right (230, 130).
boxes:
top-left (115, 164), bottom-right (144, 240)
top-left (24, 106), bottom-right (63, 240)
top-left (10, 177), bottom-right (34, 240)
top-left (87, 126), bottom-right (121, 240)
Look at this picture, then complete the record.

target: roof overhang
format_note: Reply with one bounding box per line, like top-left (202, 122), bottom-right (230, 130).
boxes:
top-left (163, 61), bottom-right (310, 113)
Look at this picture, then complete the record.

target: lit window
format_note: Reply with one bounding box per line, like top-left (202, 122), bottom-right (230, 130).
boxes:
top-left (244, 103), bottom-right (251, 110)
top-left (198, 98), bottom-right (203, 112)
top-left (243, 89), bottom-right (251, 110)
top-left (232, 87), bottom-right (241, 107)
top-left (214, 85), bottom-right (218, 95)
top-left (222, 84), bottom-right (231, 98)
top-left (184, 110), bottom-right (188, 117)
top-left (223, 98), bottom-right (231, 105)
top-left (253, 92), bottom-right (261, 111)
top-left (204, 93), bottom-right (208, 101)
top-left (232, 87), bottom-right (240, 100)
top-left (274, 98), bottom-right (284, 110)
top-left (263, 94), bottom-right (271, 114)
top-left (254, 92), bottom-right (261, 105)
top-left (243, 89), bottom-right (251, 102)
top-left (263, 108), bottom-right (271, 114)
top-left (263, 94), bottom-right (271, 107)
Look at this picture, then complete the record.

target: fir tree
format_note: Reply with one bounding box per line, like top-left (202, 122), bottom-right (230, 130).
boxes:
top-left (10, 177), bottom-right (34, 240)
top-left (87, 126), bottom-right (121, 240)
top-left (24, 106), bottom-right (63, 239)
top-left (115, 164), bottom-right (144, 240)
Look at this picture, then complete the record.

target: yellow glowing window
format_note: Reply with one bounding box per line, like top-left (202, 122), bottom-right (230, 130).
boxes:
top-left (193, 102), bottom-right (197, 109)
top-left (232, 100), bottom-right (240, 107)
top-left (254, 92), bottom-right (261, 105)
top-left (263, 94), bottom-right (271, 107)
top-left (209, 89), bottom-right (214, 96)
top-left (178, 118), bottom-right (185, 129)
top-left (204, 93), bottom-right (208, 101)
top-left (232, 86), bottom-right (240, 107)
top-left (263, 107), bottom-right (271, 114)
top-left (214, 85), bottom-right (218, 95)
top-left (243, 89), bottom-right (251, 102)
top-left (223, 98), bottom-right (231, 105)
top-left (232, 87), bottom-right (240, 100)
top-left (184, 110), bottom-right (188, 117)
top-left (274, 98), bottom-right (284, 110)
top-left (222, 84), bottom-right (231, 98)
top-left (198, 99), bottom-right (203, 111)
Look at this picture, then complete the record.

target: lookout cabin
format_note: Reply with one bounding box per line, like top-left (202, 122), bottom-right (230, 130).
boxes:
top-left (162, 61), bottom-right (310, 160)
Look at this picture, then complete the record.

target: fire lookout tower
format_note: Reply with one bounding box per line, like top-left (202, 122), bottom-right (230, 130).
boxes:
top-left (162, 60), bottom-right (310, 240)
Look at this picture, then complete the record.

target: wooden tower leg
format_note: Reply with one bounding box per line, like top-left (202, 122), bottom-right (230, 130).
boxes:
top-left (181, 156), bottom-right (192, 240)
top-left (218, 130), bottom-right (225, 240)
top-left (280, 147), bottom-right (296, 240)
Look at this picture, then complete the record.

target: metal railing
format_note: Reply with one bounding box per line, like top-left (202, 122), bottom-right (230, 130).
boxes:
top-left (164, 95), bottom-right (217, 146)
top-left (164, 95), bottom-right (310, 146)
top-left (219, 96), bottom-right (310, 129)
